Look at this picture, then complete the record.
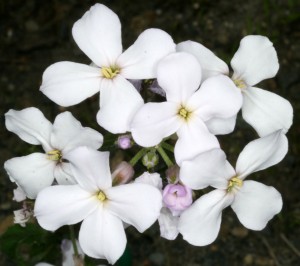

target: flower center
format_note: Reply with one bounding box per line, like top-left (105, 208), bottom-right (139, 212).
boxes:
top-left (47, 149), bottom-right (62, 161)
top-left (232, 78), bottom-right (247, 89)
top-left (97, 190), bottom-right (107, 202)
top-left (227, 176), bottom-right (243, 193)
top-left (101, 66), bottom-right (120, 79)
top-left (178, 106), bottom-right (191, 120)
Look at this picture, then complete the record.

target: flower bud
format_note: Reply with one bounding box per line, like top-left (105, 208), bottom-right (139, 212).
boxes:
top-left (117, 135), bottom-right (133, 150)
top-left (142, 151), bottom-right (159, 169)
top-left (13, 186), bottom-right (26, 202)
top-left (163, 184), bottom-right (193, 216)
top-left (112, 161), bottom-right (134, 186)
top-left (166, 165), bottom-right (180, 184)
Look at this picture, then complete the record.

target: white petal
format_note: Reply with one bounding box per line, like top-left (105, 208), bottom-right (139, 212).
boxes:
top-left (176, 41), bottom-right (229, 80)
top-left (187, 75), bottom-right (242, 121)
top-left (205, 115), bottom-right (237, 135)
top-left (34, 185), bottom-right (97, 231)
top-left (175, 117), bottom-right (220, 165)
top-left (236, 130), bottom-right (288, 179)
top-left (158, 207), bottom-right (179, 240)
top-left (178, 190), bottom-right (233, 246)
top-left (40, 62), bottom-right (101, 107)
top-left (231, 35), bottom-right (279, 86)
top-left (180, 149), bottom-right (235, 190)
top-left (5, 108), bottom-right (52, 152)
top-left (131, 102), bottom-right (181, 147)
top-left (51, 111), bottom-right (103, 154)
top-left (79, 207), bottom-right (126, 264)
top-left (106, 183), bottom-right (162, 232)
top-left (97, 76), bottom-right (143, 134)
top-left (231, 180), bottom-right (282, 230)
top-left (64, 147), bottom-right (111, 192)
top-left (117, 29), bottom-right (175, 79)
top-left (134, 172), bottom-right (163, 190)
top-left (72, 4), bottom-right (122, 66)
top-left (4, 153), bottom-right (55, 199)
top-left (242, 87), bottom-right (293, 137)
top-left (54, 163), bottom-right (76, 185)
top-left (157, 52), bottom-right (202, 103)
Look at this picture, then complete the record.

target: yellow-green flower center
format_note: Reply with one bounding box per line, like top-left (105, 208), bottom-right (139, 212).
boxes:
top-left (227, 176), bottom-right (243, 192)
top-left (47, 149), bottom-right (62, 161)
top-left (97, 190), bottom-right (107, 201)
top-left (101, 66), bottom-right (120, 79)
top-left (178, 106), bottom-right (191, 120)
top-left (233, 78), bottom-right (247, 89)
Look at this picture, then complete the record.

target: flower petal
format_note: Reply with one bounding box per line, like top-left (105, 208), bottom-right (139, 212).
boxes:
top-left (54, 162), bottom-right (76, 185)
top-left (5, 108), bottom-right (52, 152)
top-left (64, 147), bottom-right (112, 192)
top-left (51, 111), bottom-right (103, 154)
top-left (231, 180), bottom-right (282, 230)
top-left (72, 3), bottom-right (122, 66)
top-left (4, 153), bottom-right (55, 199)
top-left (131, 102), bottom-right (181, 147)
top-left (40, 62), bottom-right (101, 107)
top-left (178, 190), bottom-right (233, 246)
top-left (242, 87), bottom-right (293, 137)
top-left (158, 207), bottom-right (179, 240)
top-left (157, 52), bottom-right (202, 103)
top-left (187, 75), bottom-right (242, 121)
top-left (175, 117), bottom-right (220, 165)
top-left (97, 76), bottom-right (144, 134)
top-left (106, 183), bottom-right (162, 232)
top-left (231, 35), bottom-right (279, 86)
top-left (180, 149), bottom-right (235, 190)
top-left (205, 115), bottom-right (237, 135)
top-left (176, 41), bottom-right (229, 80)
top-left (79, 207), bottom-right (126, 264)
top-left (236, 130), bottom-right (288, 179)
top-left (34, 185), bottom-right (97, 231)
top-left (117, 28), bottom-right (175, 79)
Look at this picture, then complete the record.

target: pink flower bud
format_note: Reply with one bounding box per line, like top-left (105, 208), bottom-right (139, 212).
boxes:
top-left (117, 135), bottom-right (132, 149)
top-left (166, 165), bottom-right (180, 184)
top-left (112, 161), bottom-right (134, 186)
top-left (163, 184), bottom-right (193, 216)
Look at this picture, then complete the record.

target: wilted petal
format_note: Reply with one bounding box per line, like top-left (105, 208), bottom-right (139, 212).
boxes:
top-left (178, 190), bottom-right (233, 246)
top-left (51, 111), bottom-right (103, 154)
top-left (176, 40), bottom-right (229, 80)
top-left (175, 117), bottom-right (220, 165)
top-left (54, 162), bottom-right (76, 185)
top-left (34, 185), bottom-right (97, 231)
top-left (40, 62), bottom-right (101, 107)
top-left (157, 52), bottom-right (202, 103)
top-left (131, 102), bottom-right (181, 147)
top-left (79, 207), bottom-right (126, 264)
top-left (5, 108), bottom-right (52, 152)
top-left (4, 153), bottom-right (55, 199)
top-left (231, 35), bottom-right (279, 86)
top-left (158, 207), bottom-right (179, 240)
top-left (242, 87), bottom-right (293, 137)
top-left (118, 29), bottom-right (175, 79)
top-left (97, 76), bottom-right (143, 134)
top-left (180, 149), bottom-right (235, 190)
top-left (236, 130), bottom-right (288, 179)
top-left (231, 180), bottom-right (282, 230)
top-left (72, 4), bottom-right (122, 67)
top-left (106, 183), bottom-right (162, 232)
top-left (64, 147), bottom-right (111, 192)
top-left (187, 75), bottom-right (242, 121)
top-left (205, 115), bottom-right (237, 135)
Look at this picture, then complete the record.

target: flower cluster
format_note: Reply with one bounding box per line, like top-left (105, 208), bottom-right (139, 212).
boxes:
top-left (4, 3), bottom-right (293, 265)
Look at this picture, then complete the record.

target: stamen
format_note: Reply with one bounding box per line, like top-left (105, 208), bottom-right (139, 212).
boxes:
top-left (47, 149), bottom-right (62, 161)
top-left (233, 79), bottom-right (247, 89)
top-left (178, 106), bottom-right (191, 120)
top-left (227, 177), bottom-right (243, 192)
top-left (97, 191), bottom-right (106, 201)
top-left (101, 66), bottom-right (120, 79)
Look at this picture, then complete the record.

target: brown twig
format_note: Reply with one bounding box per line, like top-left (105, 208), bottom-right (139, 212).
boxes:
top-left (280, 233), bottom-right (300, 258)
top-left (260, 235), bottom-right (281, 266)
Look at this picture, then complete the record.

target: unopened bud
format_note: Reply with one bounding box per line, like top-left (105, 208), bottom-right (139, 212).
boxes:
top-left (112, 161), bottom-right (134, 186)
top-left (117, 135), bottom-right (133, 150)
top-left (166, 165), bottom-right (180, 184)
top-left (142, 151), bottom-right (159, 169)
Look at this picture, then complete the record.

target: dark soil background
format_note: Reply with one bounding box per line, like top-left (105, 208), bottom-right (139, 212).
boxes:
top-left (0, 0), bottom-right (299, 265)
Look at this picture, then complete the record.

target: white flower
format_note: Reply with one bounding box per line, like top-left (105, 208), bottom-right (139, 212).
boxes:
top-left (177, 36), bottom-right (293, 136)
top-left (131, 52), bottom-right (242, 164)
top-left (40, 4), bottom-right (175, 134)
top-left (34, 147), bottom-right (162, 264)
top-left (13, 186), bottom-right (26, 202)
top-left (4, 107), bottom-right (103, 199)
top-left (178, 130), bottom-right (287, 246)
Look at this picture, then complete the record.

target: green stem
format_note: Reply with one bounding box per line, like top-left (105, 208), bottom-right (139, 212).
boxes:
top-left (129, 148), bottom-right (148, 166)
top-left (157, 146), bottom-right (174, 167)
top-left (161, 142), bottom-right (174, 153)
top-left (69, 225), bottom-right (79, 258)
